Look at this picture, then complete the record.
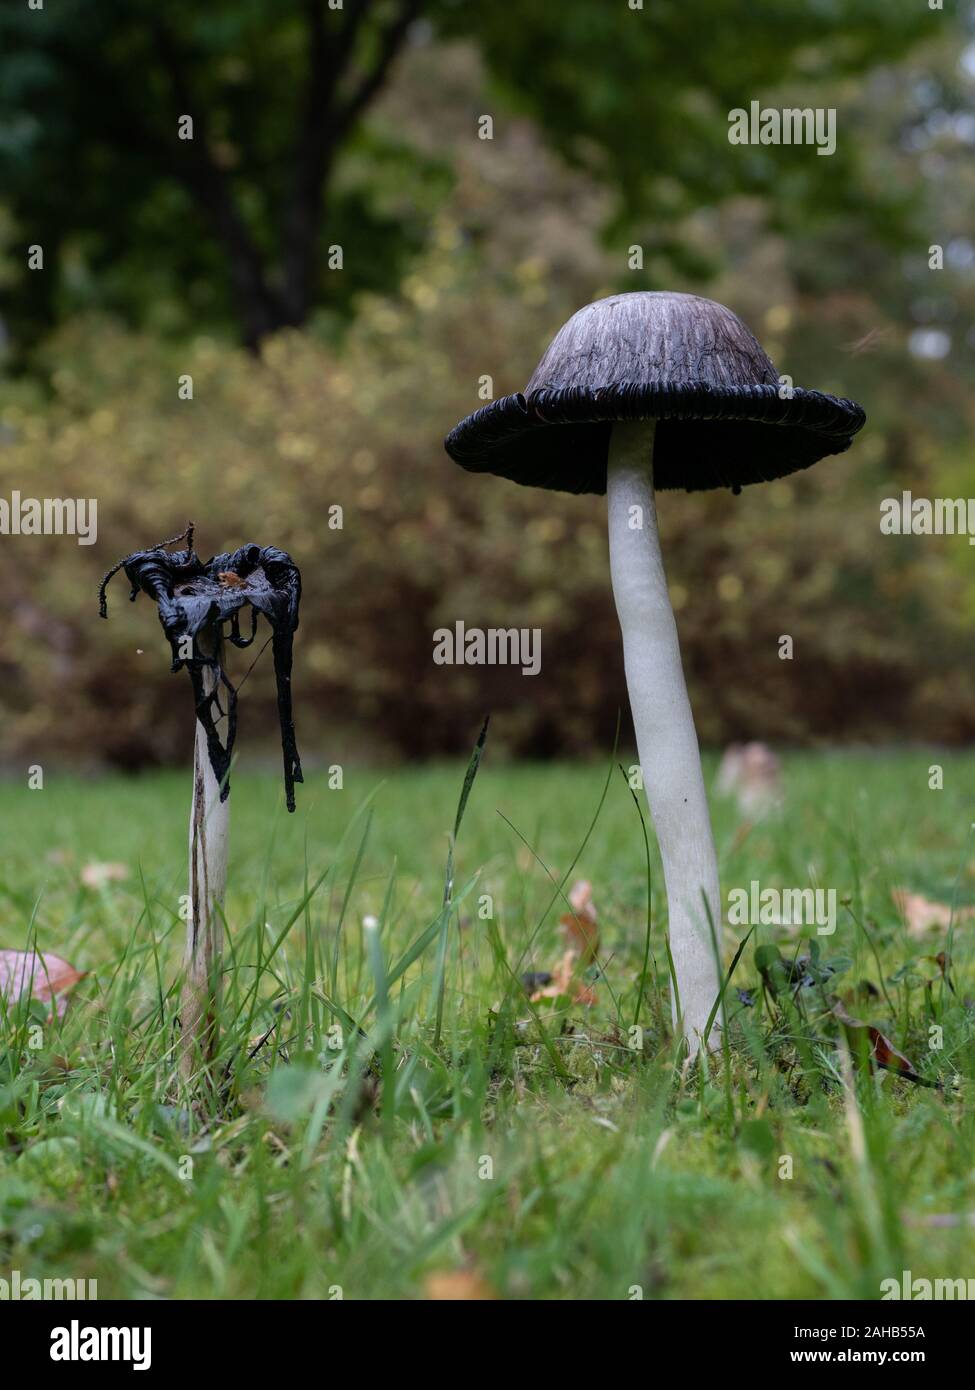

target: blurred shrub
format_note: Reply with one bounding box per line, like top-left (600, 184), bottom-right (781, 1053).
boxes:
top-left (0, 233), bottom-right (972, 771)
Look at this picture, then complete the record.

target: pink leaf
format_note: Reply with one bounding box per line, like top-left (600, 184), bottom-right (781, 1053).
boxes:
top-left (0, 950), bottom-right (86, 1018)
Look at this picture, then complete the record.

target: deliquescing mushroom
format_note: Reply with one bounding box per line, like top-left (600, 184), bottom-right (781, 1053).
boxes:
top-left (99, 524), bottom-right (302, 1079)
top-left (445, 291), bottom-right (865, 1053)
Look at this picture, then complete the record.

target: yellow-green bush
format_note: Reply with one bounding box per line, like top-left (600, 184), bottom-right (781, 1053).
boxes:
top-left (0, 250), bottom-right (972, 770)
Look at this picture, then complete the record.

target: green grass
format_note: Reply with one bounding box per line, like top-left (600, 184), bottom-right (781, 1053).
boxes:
top-left (2, 748), bottom-right (975, 1300)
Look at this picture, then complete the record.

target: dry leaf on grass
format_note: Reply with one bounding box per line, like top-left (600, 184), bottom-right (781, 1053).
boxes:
top-left (0, 950), bottom-right (86, 1018)
top-left (81, 861), bottom-right (129, 889)
top-left (529, 879), bottom-right (600, 1007)
top-left (560, 878), bottom-right (599, 962)
top-left (917, 952), bottom-right (956, 993)
top-left (529, 948), bottom-right (597, 1006)
top-left (892, 888), bottom-right (975, 938)
top-left (832, 1001), bottom-right (932, 1087)
top-left (424, 1269), bottom-right (498, 1300)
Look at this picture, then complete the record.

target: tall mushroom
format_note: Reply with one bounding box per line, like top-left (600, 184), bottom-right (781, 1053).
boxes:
top-left (99, 525), bottom-right (303, 1080)
top-left (445, 291), bottom-right (865, 1052)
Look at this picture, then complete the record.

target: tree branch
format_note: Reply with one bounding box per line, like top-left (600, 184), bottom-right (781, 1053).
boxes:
top-left (280, 0), bottom-right (417, 326)
top-left (150, 19), bottom-right (285, 348)
top-left (279, 0), bottom-right (358, 322)
top-left (44, 2), bottom-right (419, 344)
top-left (333, 0), bottom-right (421, 141)
top-left (325, 0), bottom-right (374, 89)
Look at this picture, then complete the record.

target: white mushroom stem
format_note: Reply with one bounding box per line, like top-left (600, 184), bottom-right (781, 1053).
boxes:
top-left (180, 627), bottom-right (230, 1081)
top-left (607, 419), bottom-right (722, 1053)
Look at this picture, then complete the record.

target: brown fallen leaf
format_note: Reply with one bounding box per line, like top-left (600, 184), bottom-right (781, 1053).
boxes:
top-left (424, 1269), bottom-right (498, 1301)
top-left (920, 952), bottom-right (956, 994)
top-left (529, 879), bottom-right (600, 1006)
top-left (892, 888), bottom-right (975, 938)
top-left (832, 1001), bottom-right (933, 1087)
top-left (81, 861), bottom-right (129, 890)
top-left (529, 950), bottom-right (574, 1002)
top-left (530, 949), bottom-right (597, 1006)
top-left (0, 950), bottom-right (87, 1018)
top-left (560, 878), bottom-right (599, 963)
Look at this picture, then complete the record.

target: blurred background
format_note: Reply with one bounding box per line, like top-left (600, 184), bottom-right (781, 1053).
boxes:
top-left (0, 0), bottom-right (973, 770)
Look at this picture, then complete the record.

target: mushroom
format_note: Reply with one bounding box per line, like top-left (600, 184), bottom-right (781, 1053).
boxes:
top-left (99, 525), bottom-right (302, 1080)
top-left (445, 291), bottom-right (865, 1052)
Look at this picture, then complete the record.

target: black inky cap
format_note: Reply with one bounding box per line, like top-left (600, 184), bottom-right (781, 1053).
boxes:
top-left (444, 292), bottom-right (866, 495)
top-left (99, 525), bottom-right (303, 811)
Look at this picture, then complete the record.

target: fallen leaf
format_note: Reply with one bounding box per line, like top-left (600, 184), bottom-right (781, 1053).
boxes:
top-left (81, 861), bottom-right (129, 889)
top-left (0, 950), bottom-right (87, 1018)
top-left (560, 879), bottom-right (599, 963)
top-left (892, 888), bottom-right (975, 938)
top-left (530, 879), bottom-right (601, 1007)
top-left (424, 1269), bottom-right (498, 1301)
top-left (530, 949), bottom-right (582, 1002)
top-left (571, 980), bottom-right (598, 1008)
top-left (832, 1002), bottom-right (933, 1087)
top-left (919, 952), bottom-right (956, 994)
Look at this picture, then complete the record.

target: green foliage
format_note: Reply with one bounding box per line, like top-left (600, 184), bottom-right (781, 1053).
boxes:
top-left (0, 0), bottom-right (933, 349)
top-left (0, 265), bottom-right (971, 768)
top-left (438, 0), bottom-right (930, 238)
top-left (0, 0), bottom-right (448, 348)
top-left (0, 10), bottom-right (972, 762)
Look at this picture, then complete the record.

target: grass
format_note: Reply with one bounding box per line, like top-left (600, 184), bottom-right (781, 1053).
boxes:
top-left (1, 747), bottom-right (975, 1300)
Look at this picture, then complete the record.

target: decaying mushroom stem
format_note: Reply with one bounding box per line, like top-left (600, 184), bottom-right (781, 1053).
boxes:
top-left (99, 528), bottom-right (303, 1085)
top-left (607, 419), bottom-right (722, 1053)
top-left (180, 625), bottom-right (230, 1080)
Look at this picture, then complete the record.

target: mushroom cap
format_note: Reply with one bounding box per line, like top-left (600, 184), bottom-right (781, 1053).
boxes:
top-left (100, 536), bottom-right (303, 812)
top-left (444, 291), bottom-right (866, 495)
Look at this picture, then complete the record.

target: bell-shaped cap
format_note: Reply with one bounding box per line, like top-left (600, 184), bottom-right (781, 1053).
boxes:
top-left (444, 292), bottom-right (865, 494)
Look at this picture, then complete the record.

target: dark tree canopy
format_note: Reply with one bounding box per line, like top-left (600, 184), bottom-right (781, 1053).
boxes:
top-left (0, 0), bottom-right (930, 352)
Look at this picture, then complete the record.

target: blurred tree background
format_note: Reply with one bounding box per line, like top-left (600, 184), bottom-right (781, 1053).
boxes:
top-left (0, 0), bottom-right (972, 769)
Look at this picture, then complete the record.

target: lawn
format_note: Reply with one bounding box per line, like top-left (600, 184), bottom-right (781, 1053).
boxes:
top-left (1, 748), bottom-right (974, 1300)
